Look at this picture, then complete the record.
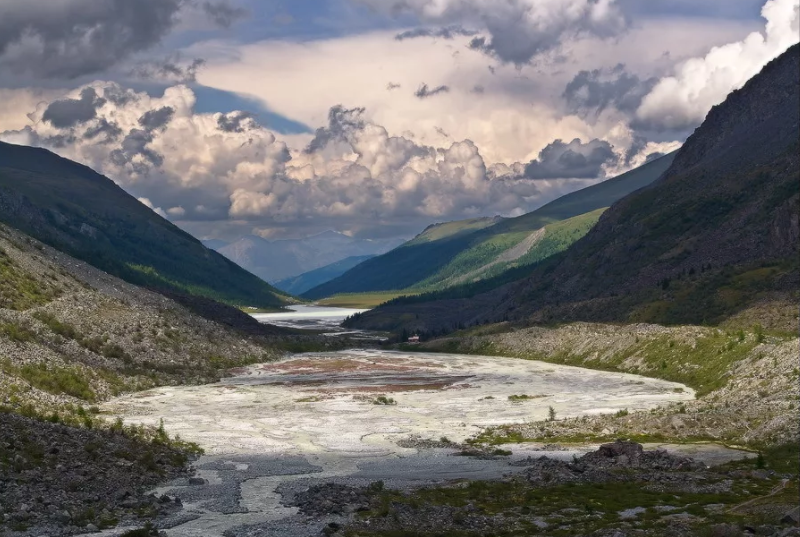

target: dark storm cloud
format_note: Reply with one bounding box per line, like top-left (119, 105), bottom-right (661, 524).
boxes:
top-left (139, 106), bottom-right (176, 131)
top-left (217, 111), bottom-right (259, 133)
top-left (110, 129), bottom-right (164, 170)
top-left (395, 25), bottom-right (477, 41)
top-left (200, 0), bottom-right (248, 27)
top-left (130, 57), bottom-right (206, 84)
top-left (368, 0), bottom-right (628, 66)
top-left (42, 88), bottom-right (106, 128)
top-left (414, 83), bottom-right (450, 99)
top-left (304, 105), bottom-right (366, 153)
top-left (0, 0), bottom-right (183, 78)
top-left (83, 118), bottom-right (123, 143)
top-left (0, 0), bottom-right (245, 79)
top-left (563, 63), bottom-right (657, 118)
top-left (523, 138), bottom-right (616, 179)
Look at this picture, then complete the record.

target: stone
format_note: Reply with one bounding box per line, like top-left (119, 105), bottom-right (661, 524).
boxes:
top-left (188, 477), bottom-right (207, 485)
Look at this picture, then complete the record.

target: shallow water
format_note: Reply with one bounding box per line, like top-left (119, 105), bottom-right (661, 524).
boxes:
top-left (250, 305), bottom-right (367, 331)
top-left (99, 350), bottom-right (749, 537)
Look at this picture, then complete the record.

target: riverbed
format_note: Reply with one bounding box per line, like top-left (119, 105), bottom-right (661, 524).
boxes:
top-left (97, 348), bottom-right (727, 537)
top-left (250, 305), bottom-right (367, 332)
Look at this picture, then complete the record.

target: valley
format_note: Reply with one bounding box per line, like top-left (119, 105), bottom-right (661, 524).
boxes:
top-left (0, 26), bottom-right (797, 537)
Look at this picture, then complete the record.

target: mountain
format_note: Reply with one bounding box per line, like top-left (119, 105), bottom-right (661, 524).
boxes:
top-left (304, 152), bottom-right (675, 299)
top-left (273, 255), bottom-right (375, 295)
top-left (348, 44), bottom-right (800, 333)
top-left (213, 230), bottom-right (404, 283)
top-left (0, 141), bottom-right (291, 309)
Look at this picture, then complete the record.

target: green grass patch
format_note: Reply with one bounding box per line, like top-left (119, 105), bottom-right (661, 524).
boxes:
top-left (317, 292), bottom-right (416, 308)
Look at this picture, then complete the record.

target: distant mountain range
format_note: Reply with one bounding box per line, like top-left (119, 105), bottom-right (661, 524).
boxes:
top-left (0, 141), bottom-right (291, 310)
top-left (273, 255), bottom-right (375, 295)
top-left (205, 231), bottom-right (404, 284)
top-left (347, 43), bottom-right (800, 333)
top-left (304, 151), bottom-right (676, 299)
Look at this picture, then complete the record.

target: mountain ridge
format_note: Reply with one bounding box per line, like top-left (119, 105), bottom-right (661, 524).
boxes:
top-left (0, 141), bottom-right (291, 309)
top-left (347, 43), bottom-right (800, 333)
top-left (305, 151), bottom-right (675, 299)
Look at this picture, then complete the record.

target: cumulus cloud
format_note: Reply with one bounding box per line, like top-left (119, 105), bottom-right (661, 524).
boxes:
top-left (304, 106), bottom-right (367, 153)
top-left (563, 63), bottom-right (657, 118)
top-left (1, 82), bottom-right (610, 237)
top-left (360, 0), bottom-right (627, 64)
top-left (522, 138), bottom-right (616, 179)
top-left (415, 83), bottom-right (450, 99)
top-left (41, 88), bottom-right (106, 128)
top-left (139, 107), bottom-right (176, 131)
top-left (216, 111), bottom-right (259, 133)
top-left (635, 0), bottom-right (800, 130)
top-left (0, 0), bottom-right (243, 79)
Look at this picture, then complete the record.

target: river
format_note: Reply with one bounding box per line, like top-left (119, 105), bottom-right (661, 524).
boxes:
top-left (97, 307), bottom-right (744, 537)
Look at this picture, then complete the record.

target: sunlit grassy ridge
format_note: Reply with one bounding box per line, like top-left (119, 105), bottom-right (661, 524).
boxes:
top-left (304, 153), bottom-right (675, 300)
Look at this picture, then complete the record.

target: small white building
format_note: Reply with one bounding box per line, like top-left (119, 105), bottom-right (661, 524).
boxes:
top-left (407, 335), bottom-right (420, 344)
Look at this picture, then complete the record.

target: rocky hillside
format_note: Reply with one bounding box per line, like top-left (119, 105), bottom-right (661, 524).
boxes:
top-left (419, 321), bottom-right (798, 446)
top-left (0, 141), bottom-right (291, 309)
top-left (349, 44), bottom-right (799, 333)
top-left (0, 222), bottom-right (286, 412)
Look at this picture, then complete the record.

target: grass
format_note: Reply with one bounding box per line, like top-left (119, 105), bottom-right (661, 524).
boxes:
top-left (0, 249), bottom-right (61, 310)
top-left (424, 326), bottom-right (769, 397)
top-left (317, 292), bottom-right (417, 308)
top-left (0, 357), bottom-right (97, 401)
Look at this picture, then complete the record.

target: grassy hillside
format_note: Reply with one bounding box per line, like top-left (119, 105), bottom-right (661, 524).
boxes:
top-left (274, 255), bottom-right (375, 295)
top-left (305, 154), bottom-right (673, 300)
top-left (412, 208), bottom-right (605, 290)
top-left (348, 44), bottom-right (800, 334)
top-left (405, 216), bottom-right (503, 245)
top-left (0, 141), bottom-right (291, 309)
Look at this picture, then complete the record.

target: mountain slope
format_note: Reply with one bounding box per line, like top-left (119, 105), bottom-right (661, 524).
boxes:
top-left (274, 255), bottom-right (375, 295)
top-left (0, 141), bottom-right (290, 308)
top-left (349, 44), bottom-right (799, 333)
top-left (305, 152), bottom-right (674, 299)
top-left (215, 231), bottom-right (403, 283)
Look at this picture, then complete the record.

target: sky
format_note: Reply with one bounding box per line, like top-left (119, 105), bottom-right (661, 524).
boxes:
top-left (0, 0), bottom-right (797, 241)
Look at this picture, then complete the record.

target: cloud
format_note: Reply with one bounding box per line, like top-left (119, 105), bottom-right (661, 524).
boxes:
top-left (635, 0), bottom-right (800, 130)
top-left (395, 25), bottom-right (477, 41)
top-left (139, 106), bottom-right (176, 131)
top-left (138, 197), bottom-right (168, 219)
top-left (0, 0), bottom-right (245, 79)
top-left (130, 56), bottom-right (206, 84)
top-left (200, 0), bottom-right (247, 28)
top-left (563, 63), bottom-right (657, 118)
top-left (414, 83), bottom-right (450, 99)
top-left (522, 138), bottom-right (616, 179)
top-left (216, 111), bottom-right (259, 133)
top-left (42, 88), bottom-right (106, 128)
top-left (304, 105), bottom-right (367, 153)
top-left (359, 0), bottom-right (628, 65)
top-left (1, 82), bottom-right (605, 238)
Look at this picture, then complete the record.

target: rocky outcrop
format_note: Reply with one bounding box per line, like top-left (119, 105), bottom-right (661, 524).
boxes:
top-left (0, 413), bottom-right (190, 536)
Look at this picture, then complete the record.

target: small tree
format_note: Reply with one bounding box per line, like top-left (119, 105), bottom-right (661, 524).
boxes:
top-left (548, 406), bottom-right (557, 422)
